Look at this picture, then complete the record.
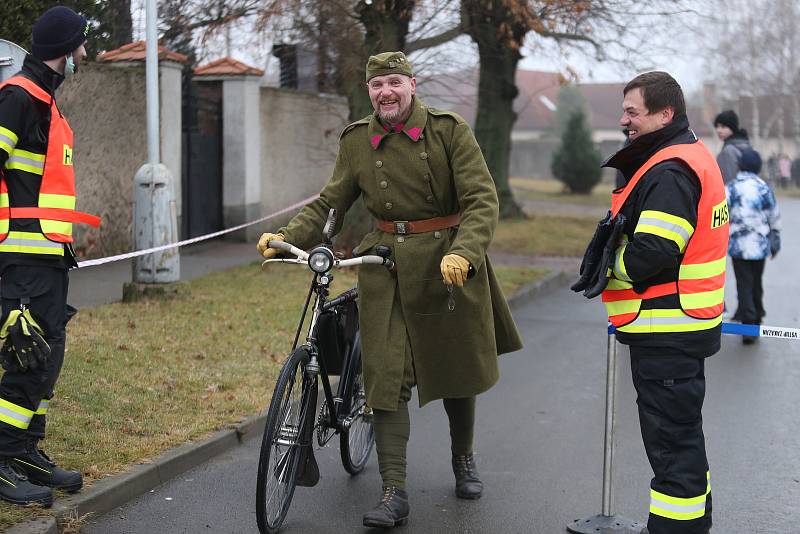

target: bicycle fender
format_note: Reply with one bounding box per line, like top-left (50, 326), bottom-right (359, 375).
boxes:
top-left (295, 447), bottom-right (320, 487)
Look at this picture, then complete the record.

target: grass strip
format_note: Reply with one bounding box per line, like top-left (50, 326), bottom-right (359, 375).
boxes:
top-left (510, 177), bottom-right (613, 206)
top-left (491, 213), bottom-right (597, 257)
top-left (0, 260), bottom-right (546, 528)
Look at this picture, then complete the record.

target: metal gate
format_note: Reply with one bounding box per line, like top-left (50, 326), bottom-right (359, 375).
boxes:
top-left (182, 74), bottom-right (223, 239)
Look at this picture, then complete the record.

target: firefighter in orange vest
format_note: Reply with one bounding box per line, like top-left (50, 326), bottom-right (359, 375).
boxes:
top-left (574, 72), bottom-right (727, 534)
top-left (0, 6), bottom-right (99, 506)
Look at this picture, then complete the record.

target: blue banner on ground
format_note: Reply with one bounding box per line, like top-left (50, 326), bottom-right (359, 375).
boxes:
top-left (608, 322), bottom-right (799, 340)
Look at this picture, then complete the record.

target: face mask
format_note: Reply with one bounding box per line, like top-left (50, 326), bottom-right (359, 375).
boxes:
top-left (64, 53), bottom-right (77, 77)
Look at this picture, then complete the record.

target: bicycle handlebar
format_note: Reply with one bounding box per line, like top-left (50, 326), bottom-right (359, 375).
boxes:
top-left (263, 239), bottom-right (394, 271)
top-left (267, 239), bottom-right (309, 260)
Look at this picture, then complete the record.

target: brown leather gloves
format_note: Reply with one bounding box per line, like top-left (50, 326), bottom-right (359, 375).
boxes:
top-left (440, 254), bottom-right (470, 287)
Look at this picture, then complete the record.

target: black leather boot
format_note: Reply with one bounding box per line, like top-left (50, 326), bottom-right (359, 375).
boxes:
top-left (452, 452), bottom-right (483, 499)
top-left (0, 457), bottom-right (53, 507)
top-left (13, 441), bottom-right (83, 492)
top-left (362, 486), bottom-right (410, 528)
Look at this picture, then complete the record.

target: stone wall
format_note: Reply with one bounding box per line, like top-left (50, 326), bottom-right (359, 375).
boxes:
top-left (57, 62), bottom-right (147, 258)
top-left (259, 88), bottom-right (349, 232)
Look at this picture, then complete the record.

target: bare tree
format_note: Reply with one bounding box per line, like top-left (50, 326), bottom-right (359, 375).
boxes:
top-left (450, 0), bottom-right (696, 218)
top-left (705, 0), bottom-right (800, 151)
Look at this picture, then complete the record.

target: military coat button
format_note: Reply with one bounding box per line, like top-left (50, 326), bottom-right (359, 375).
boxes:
top-left (426, 195), bottom-right (434, 202)
top-left (375, 160), bottom-right (383, 168)
top-left (423, 174), bottom-right (431, 182)
top-left (385, 202), bottom-right (393, 210)
top-left (380, 181), bottom-right (388, 189)
top-left (420, 152), bottom-right (428, 160)
top-left (434, 231), bottom-right (441, 239)
top-left (397, 236), bottom-right (405, 243)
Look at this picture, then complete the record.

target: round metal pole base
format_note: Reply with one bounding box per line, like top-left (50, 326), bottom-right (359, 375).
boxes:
top-left (566, 514), bottom-right (646, 534)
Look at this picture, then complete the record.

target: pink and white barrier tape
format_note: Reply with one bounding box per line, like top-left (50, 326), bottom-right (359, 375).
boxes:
top-left (76, 194), bottom-right (319, 268)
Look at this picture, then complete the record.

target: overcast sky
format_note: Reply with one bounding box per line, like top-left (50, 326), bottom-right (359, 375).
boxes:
top-left (132, 1), bottom-right (708, 98)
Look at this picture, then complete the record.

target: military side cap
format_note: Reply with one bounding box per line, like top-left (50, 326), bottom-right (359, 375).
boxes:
top-left (366, 52), bottom-right (413, 82)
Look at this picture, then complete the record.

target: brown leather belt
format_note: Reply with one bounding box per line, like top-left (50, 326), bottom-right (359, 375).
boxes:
top-left (376, 213), bottom-right (460, 235)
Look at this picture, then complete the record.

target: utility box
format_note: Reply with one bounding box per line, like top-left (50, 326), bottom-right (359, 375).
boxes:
top-left (0, 39), bottom-right (27, 82)
top-left (132, 163), bottom-right (180, 283)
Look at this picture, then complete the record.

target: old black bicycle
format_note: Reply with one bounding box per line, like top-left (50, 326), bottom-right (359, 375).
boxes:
top-left (255, 210), bottom-right (394, 534)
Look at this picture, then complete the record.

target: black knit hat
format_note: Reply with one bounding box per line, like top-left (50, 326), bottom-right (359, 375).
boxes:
top-left (32, 6), bottom-right (89, 61)
top-left (739, 148), bottom-right (762, 174)
top-left (714, 109), bottom-right (739, 132)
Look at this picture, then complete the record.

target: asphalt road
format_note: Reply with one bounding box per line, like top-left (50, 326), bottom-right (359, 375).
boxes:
top-left (83, 198), bottom-right (800, 534)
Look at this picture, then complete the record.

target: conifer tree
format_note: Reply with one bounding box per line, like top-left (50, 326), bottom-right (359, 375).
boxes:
top-left (551, 109), bottom-right (602, 194)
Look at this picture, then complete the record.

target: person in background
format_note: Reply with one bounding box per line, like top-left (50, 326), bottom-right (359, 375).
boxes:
top-left (777, 153), bottom-right (791, 189)
top-left (726, 148), bottom-right (781, 344)
top-left (790, 156), bottom-right (800, 188)
top-left (714, 110), bottom-right (751, 184)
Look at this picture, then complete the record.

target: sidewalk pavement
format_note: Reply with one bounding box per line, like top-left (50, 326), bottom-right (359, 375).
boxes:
top-left (8, 239), bottom-right (571, 534)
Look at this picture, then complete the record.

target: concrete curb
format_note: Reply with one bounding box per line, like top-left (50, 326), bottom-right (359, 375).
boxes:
top-left (3, 517), bottom-right (56, 534)
top-left (508, 270), bottom-right (571, 310)
top-left (8, 270), bottom-right (570, 533)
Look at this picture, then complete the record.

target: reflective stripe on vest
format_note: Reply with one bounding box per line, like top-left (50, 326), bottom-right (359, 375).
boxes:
top-left (0, 76), bottom-right (100, 249)
top-left (0, 231), bottom-right (65, 255)
top-left (0, 126), bottom-right (18, 155)
top-left (650, 471), bottom-right (711, 521)
top-left (5, 148), bottom-right (45, 175)
top-left (602, 141), bottom-right (728, 332)
top-left (0, 397), bottom-right (34, 429)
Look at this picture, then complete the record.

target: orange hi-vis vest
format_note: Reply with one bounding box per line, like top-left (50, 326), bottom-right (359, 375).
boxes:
top-left (602, 141), bottom-right (729, 333)
top-left (0, 76), bottom-right (100, 255)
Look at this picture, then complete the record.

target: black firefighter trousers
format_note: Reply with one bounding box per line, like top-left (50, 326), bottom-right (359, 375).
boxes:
top-left (0, 266), bottom-right (72, 457)
top-left (630, 348), bottom-right (712, 534)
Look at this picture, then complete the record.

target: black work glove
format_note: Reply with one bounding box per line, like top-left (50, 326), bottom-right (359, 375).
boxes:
top-left (583, 213), bottom-right (628, 299)
top-left (571, 211), bottom-right (613, 293)
top-left (0, 310), bottom-right (51, 373)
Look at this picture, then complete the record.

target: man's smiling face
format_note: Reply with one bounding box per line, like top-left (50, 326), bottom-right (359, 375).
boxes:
top-left (620, 87), bottom-right (672, 141)
top-left (367, 73), bottom-right (416, 125)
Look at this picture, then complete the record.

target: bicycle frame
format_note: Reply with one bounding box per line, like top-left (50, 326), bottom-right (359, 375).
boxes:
top-left (265, 233), bottom-right (391, 437)
top-left (291, 268), bottom-right (362, 437)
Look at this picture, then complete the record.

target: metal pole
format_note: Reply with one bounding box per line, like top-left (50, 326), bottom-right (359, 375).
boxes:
top-left (145, 0), bottom-right (160, 165)
top-left (602, 333), bottom-right (617, 516)
top-left (129, 0), bottom-right (180, 289)
top-left (566, 330), bottom-right (645, 534)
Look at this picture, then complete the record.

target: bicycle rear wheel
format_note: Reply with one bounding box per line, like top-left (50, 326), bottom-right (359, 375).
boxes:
top-left (340, 335), bottom-right (375, 474)
top-left (256, 348), bottom-right (315, 534)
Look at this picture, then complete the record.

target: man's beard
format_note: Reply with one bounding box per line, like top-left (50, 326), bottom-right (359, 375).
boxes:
top-left (379, 107), bottom-right (402, 123)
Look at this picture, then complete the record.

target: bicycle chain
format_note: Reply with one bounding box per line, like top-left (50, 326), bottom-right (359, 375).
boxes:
top-left (316, 400), bottom-right (336, 446)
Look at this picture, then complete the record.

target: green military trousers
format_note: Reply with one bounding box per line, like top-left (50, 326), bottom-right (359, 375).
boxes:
top-left (372, 337), bottom-right (476, 490)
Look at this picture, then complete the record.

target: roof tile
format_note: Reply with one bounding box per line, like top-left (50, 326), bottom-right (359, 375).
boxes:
top-left (97, 40), bottom-right (188, 64)
top-left (194, 57), bottom-right (264, 77)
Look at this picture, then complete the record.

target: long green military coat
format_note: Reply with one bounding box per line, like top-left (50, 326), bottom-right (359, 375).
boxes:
top-left (280, 97), bottom-right (523, 410)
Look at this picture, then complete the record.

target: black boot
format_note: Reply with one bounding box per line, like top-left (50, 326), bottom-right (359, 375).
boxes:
top-left (452, 452), bottom-right (483, 499)
top-left (13, 442), bottom-right (82, 492)
top-left (0, 457), bottom-right (53, 507)
top-left (362, 486), bottom-right (409, 528)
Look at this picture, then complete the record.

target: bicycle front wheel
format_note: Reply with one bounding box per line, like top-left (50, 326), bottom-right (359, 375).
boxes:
top-left (340, 336), bottom-right (375, 474)
top-left (256, 348), bottom-right (315, 534)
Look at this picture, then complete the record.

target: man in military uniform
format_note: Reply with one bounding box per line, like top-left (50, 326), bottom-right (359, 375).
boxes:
top-left (258, 51), bottom-right (522, 528)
